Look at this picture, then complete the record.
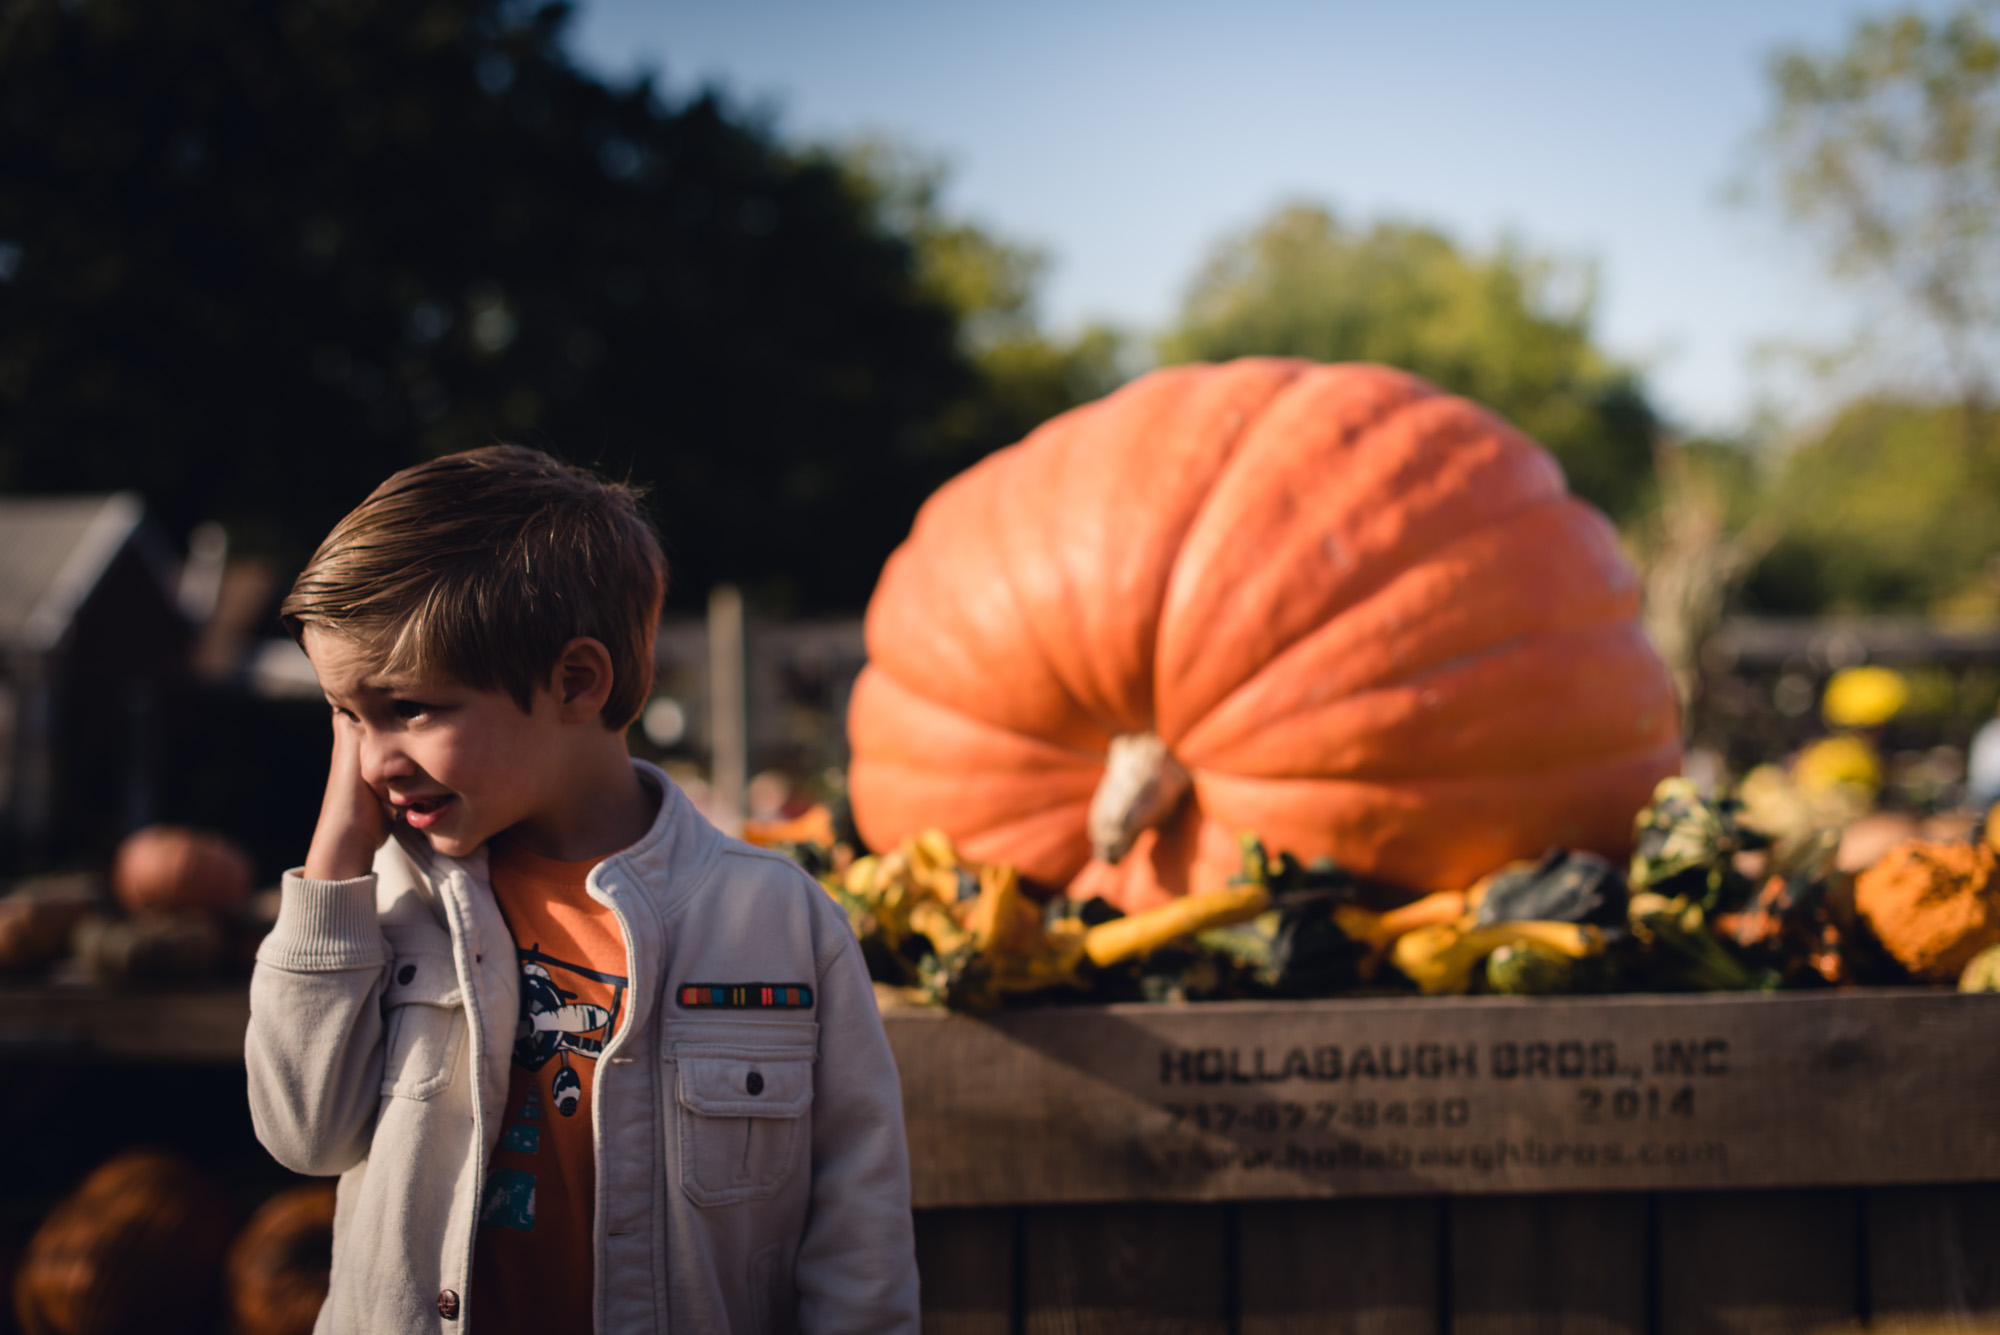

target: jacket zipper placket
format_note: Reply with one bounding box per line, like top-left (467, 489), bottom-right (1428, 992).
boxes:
top-left (587, 864), bottom-right (653, 1335)
top-left (441, 865), bottom-right (496, 1332)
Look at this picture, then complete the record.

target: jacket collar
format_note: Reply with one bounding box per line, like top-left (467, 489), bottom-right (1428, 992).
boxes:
top-left (591, 759), bottom-right (725, 917)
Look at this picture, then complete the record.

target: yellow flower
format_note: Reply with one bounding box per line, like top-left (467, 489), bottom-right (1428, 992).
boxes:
top-left (1822, 666), bottom-right (1907, 728)
top-left (1794, 734), bottom-right (1882, 795)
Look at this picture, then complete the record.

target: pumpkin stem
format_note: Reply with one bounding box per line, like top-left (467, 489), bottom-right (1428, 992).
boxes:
top-left (1088, 732), bottom-right (1191, 865)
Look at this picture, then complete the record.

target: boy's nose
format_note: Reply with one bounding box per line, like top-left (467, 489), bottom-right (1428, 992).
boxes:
top-left (358, 732), bottom-right (418, 787)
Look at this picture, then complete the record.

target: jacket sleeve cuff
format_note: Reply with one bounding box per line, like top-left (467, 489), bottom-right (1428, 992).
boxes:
top-left (257, 870), bottom-right (388, 971)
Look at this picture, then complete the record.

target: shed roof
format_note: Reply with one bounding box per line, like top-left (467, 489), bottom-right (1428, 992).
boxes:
top-left (0, 493), bottom-right (149, 653)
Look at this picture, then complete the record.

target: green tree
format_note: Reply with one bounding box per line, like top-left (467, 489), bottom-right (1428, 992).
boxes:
top-left (1746, 398), bottom-right (2000, 614)
top-left (1756, 1), bottom-right (2000, 418)
top-left (0, 0), bottom-right (1086, 613)
top-left (1159, 203), bottom-right (1659, 519)
top-left (834, 141), bottom-right (1128, 459)
top-left (1739, 2), bottom-right (2000, 616)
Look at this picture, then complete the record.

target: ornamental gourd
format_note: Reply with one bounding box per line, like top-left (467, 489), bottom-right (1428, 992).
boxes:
top-left (847, 360), bottom-right (1680, 913)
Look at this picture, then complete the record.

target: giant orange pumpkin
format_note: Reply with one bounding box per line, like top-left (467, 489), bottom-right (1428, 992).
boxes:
top-left (847, 360), bottom-right (1680, 912)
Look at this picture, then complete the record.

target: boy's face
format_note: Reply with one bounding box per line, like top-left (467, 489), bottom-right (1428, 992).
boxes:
top-left (303, 628), bottom-right (566, 860)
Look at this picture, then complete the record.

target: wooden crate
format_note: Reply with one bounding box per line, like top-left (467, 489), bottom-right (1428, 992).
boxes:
top-left (8, 986), bottom-right (1999, 1331)
top-left (887, 991), bottom-right (2000, 1333)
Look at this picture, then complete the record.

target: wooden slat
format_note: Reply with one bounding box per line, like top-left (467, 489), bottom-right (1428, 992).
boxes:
top-left (1021, 1202), bottom-right (1231, 1335)
top-left (888, 991), bottom-right (2000, 1206)
top-left (1238, 1197), bottom-right (1441, 1335)
top-left (1657, 1190), bottom-right (1858, 1335)
top-left (1868, 1184), bottom-right (2000, 1320)
top-left (12, 984), bottom-right (2000, 1214)
top-left (1450, 1195), bottom-right (1647, 1335)
top-left (915, 1208), bottom-right (1016, 1335)
top-left (0, 986), bottom-right (248, 1063)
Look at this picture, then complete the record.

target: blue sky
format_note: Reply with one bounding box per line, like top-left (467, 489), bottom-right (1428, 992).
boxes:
top-left (567, 1), bottom-right (1945, 436)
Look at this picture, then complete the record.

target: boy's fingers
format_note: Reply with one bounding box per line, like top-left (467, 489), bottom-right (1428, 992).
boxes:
top-left (303, 716), bottom-right (390, 880)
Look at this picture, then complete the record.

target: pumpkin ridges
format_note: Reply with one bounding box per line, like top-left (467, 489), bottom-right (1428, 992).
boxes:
top-left (1155, 367), bottom-right (1566, 742)
top-left (864, 441), bottom-right (1110, 751)
top-left (986, 359), bottom-right (1305, 735)
top-left (1070, 655), bottom-right (1676, 908)
top-left (847, 358), bottom-right (1682, 910)
top-left (1183, 623), bottom-right (1677, 780)
top-left (847, 670), bottom-right (1103, 883)
top-left (848, 764), bottom-right (1097, 886)
top-left (846, 666), bottom-right (1103, 771)
top-left (1189, 741), bottom-right (1682, 895)
top-left (952, 801), bottom-right (1097, 890)
top-left (1152, 366), bottom-right (1437, 741)
top-left (1175, 500), bottom-right (1649, 764)
top-left (850, 758), bottom-right (1098, 836)
top-left (1067, 811), bottom-right (1244, 912)
top-left (1069, 819), bottom-right (1185, 907)
top-left (848, 751), bottom-right (1096, 833)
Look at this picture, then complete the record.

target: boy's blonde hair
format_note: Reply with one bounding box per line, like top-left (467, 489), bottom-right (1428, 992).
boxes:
top-left (281, 445), bottom-right (666, 729)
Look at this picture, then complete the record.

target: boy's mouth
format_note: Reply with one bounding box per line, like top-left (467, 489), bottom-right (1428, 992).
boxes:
top-left (395, 794), bottom-right (456, 830)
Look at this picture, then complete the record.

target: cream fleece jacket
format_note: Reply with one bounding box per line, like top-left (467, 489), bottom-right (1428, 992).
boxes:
top-left (245, 762), bottom-right (919, 1334)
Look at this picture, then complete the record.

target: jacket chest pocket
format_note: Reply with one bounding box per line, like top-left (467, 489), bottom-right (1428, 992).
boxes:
top-left (669, 1029), bottom-right (816, 1208)
top-left (381, 950), bottom-right (465, 1100)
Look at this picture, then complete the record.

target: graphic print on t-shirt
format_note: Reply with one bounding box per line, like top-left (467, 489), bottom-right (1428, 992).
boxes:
top-left (513, 944), bottom-right (627, 1118)
top-left (478, 944), bottom-right (628, 1233)
top-left (471, 838), bottom-right (630, 1331)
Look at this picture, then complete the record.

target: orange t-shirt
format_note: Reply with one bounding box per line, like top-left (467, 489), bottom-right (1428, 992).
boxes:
top-left (470, 837), bottom-right (630, 1333)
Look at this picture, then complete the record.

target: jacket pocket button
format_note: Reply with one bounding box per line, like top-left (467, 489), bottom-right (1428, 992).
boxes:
top-left (746, 1071), bottom-right (765, 1095)
top-left (437, 1289), bottom-right (460, 1320)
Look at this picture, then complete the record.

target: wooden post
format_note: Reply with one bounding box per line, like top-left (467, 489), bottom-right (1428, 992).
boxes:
top-left (708, 584), bottom-right (747, 837)
top-left (916, 1209), bottom-right (1016, 1335)
top-left (1022, 1202), bottom-right (1232, 1335)
top-left (1657, 1189), bottom-right (1859, 1335)
top-left (1868, 1183), bottom-right (2000, 1319)
top-left (1239, 1198), bottom-right (1441, 1335)
top-left (1450, 1194), bottom-right (1647, 1335)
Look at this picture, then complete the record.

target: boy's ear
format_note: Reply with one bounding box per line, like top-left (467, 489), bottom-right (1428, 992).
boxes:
top-left (552, 637), bottom-right (616, 722)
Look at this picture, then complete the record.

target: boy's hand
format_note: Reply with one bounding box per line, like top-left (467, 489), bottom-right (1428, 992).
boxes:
top-left (303, 715), bottom-right (390, 881)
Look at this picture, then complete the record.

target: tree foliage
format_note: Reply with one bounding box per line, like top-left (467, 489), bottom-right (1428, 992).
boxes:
top-left (1758, 1), bottom-right (2000, 412)
top-left (1158, 203), bottom-right (1659, 520)
top-left (835, 141), bottom-right (1128, 463)
top-left (1739, 2), bottom-right (2000, 617)
top-left (0, 0), bottom-right (1101, 612)
top-left (1746, 398), bottom-right (2000, 614)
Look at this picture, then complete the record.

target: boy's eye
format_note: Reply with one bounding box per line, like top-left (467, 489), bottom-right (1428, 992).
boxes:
top-left (329, 704), bottom-right (357, 722)
top-left (391, 699), bottom-right (434, 720)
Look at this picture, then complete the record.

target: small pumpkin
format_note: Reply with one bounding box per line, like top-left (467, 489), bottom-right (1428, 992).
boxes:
top-left (112, 825), bottom-right (254, 917)
top-left (0, 875), bottom-right (101, 973)
top-left (226, 1184), bottom-right (335, 1335)
top-left (13, 1151), bottom-right (232, 1335)
top-left (741, 805), bottom-right (837, 850)
top-left (848, 360), bottom-right (1680, 911)
top-left (1855, 838), bottom-right (2000, 982)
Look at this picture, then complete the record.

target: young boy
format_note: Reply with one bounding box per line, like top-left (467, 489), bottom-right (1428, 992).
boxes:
top-left (245, 445), bottom-right (919, 1334)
